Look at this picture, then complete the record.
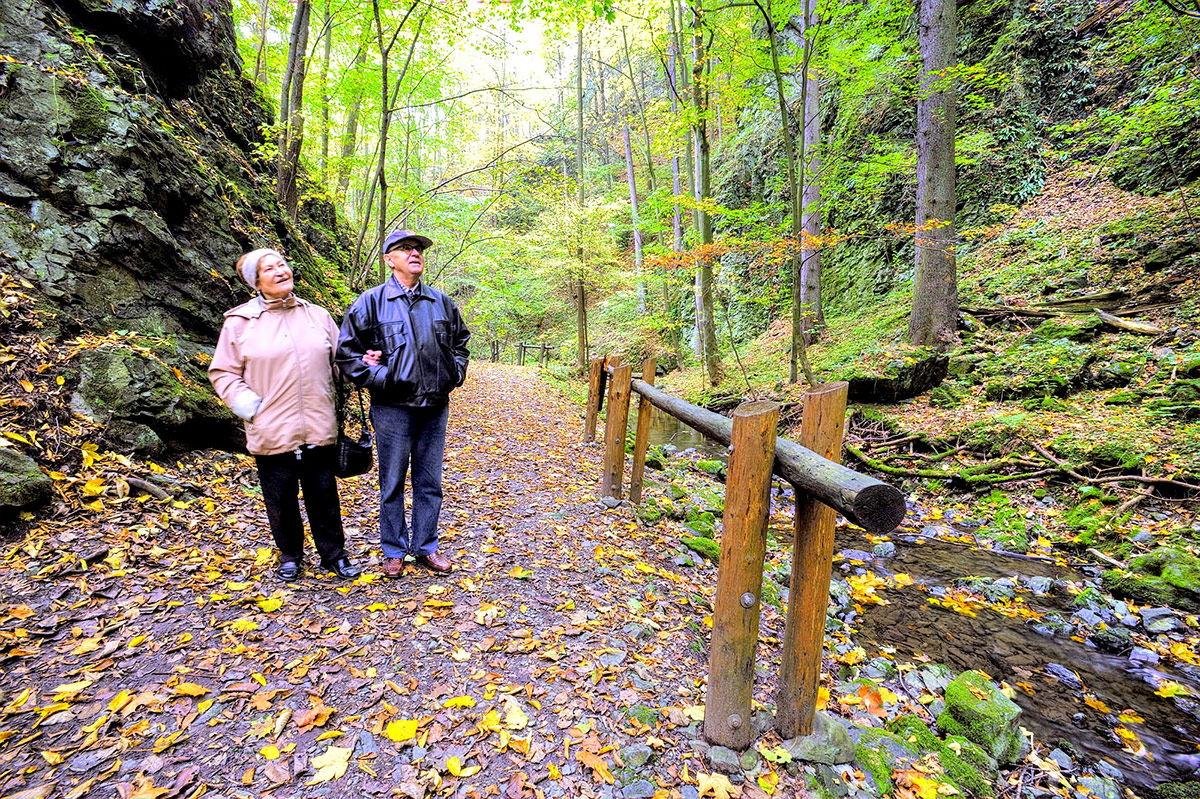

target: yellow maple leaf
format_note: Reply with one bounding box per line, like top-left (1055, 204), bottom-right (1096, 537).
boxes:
top-left (443, 695), bottom-right (476, 709)
top-left (306, 745), bottom-right (351, 784)
top-left (173, 682), bottom-right (210, 697)
top-left (1155, 680), bottom-right (1191, 698)
top-left (260, 744), bottom-right (281, 760)
top-left (504, 697), bottom-right (529, 730)
top-left (576, 750), bottom-right (615, 784)
top-left (257, 596), bottom-right (283, 613)
top-left (229, 617), bottom-right (259, 633)
top-left (1083, 694), bottom-right (1112, 714)
top-left (697, 771), bottom-right (742, 798)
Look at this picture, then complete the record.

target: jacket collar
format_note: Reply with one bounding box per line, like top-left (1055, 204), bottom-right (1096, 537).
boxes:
top-left (225, 293), bottom-right (307, 319)
top-left (385, 275), bottom-right (427, 302)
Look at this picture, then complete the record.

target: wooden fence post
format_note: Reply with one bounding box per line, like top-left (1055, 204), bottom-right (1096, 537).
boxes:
top-left (629, 357), bottom-right (657, 503)
top-left (583, 358), bottom-right (604, 442)
top-left (775, 381), bottom-right (849, 739)
top-left (704, 401), bottom-right (780, 750)
top-left (599, 364), bottom-right (633, 498)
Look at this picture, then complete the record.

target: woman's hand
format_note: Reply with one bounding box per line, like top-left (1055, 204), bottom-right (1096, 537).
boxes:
top-left (363, 349), bottom-right (382, 367)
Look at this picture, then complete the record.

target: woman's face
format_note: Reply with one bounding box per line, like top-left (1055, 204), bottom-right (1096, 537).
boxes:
top-left (256, 254), bottom-right (294, 299)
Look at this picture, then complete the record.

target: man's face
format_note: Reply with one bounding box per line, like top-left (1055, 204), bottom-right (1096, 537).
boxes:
top-left (386, 239), bottom-right (425, 285)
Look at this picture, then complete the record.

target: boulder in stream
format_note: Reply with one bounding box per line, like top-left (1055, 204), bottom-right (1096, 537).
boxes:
top-left (936, 670), bottom-right (1025, 764)
top-left (1102, 547), bottom-right (1200, 612)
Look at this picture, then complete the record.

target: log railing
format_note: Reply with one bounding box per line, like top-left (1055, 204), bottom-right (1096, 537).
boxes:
top-left (481, 342), bottom-right (558, 365)
top-left (581, 356), bottom-right (906, 747)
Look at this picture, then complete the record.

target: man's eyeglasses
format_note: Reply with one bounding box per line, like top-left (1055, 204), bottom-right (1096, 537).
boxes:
top-left (389, 243), bottom-right (425, 254)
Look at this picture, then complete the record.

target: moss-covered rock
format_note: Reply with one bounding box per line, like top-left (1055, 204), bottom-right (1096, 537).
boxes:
top-left (887, 715), bottom-right (995, 797)
top-left (936, 671), bottom-right (1025, 764)
top-left (0, 448), bottom-right (53, 511)
top-left (682, 535), bottom-right (720, 564)
top-left (782, 711), bottom-right (856, 765)
top-left (70, 341), bottom-right (239, 451)
top-left (850, 726), bottom-right (919, 794)
top-left (1101, 547), bottom-right (1200, 612)
top-left (1025, 315), bottom-right (1102, 343)
top-left (846, 349), bottom-right (949, 404)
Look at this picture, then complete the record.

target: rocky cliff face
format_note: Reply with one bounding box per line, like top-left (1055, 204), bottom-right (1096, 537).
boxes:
top-left (0, 0), bottom-right (352, 469)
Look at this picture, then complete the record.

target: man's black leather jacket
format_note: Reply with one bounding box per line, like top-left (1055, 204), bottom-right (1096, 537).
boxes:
top-left (336, 276), bottom-right (471, 407)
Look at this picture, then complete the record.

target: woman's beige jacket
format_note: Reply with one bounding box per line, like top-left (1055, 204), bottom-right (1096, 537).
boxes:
top-left (208, 295), bottom-right (340, 456)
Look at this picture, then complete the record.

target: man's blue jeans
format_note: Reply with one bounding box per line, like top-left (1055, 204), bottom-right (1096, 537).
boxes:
top-left (370, 402), bottom-right (449, 559)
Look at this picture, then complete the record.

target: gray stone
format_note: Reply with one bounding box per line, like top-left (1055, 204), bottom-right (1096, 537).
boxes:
top-left (871, 542), bottom-right (897, 558)
top-left (1129, 647), bottom-right (1160, 666)
top-left (1077, 776), bottom-right (1121, 799)
top-left (920, 664), bottom-right (954, 694)
top-left (1093, 760), bottom-right (1124, 781)
top-left (739, 749), bottom-right (760, 771)
top-left (782, 711), bottom-right (856, 765)
top-left (1027, 576), bottom-right (1053, 595)
top-left (1140, 607), bottom-right (1180, 633)
top-left (814, 764), bottom-right (851, 798)
top-left (620, 780), bottom-right (656, 799)
top-left (1045, 663), bottom-right (1084, 689)
top-left (707, 746), bottom-right (741, 774)
top-left (751, 710), bottom-right (773, 738)
top-left (0, 448), bottom-right (53, 510)
top-left (619, 743), bottom-right (653, 770)
top-left (1048, 748), bottom-right (1074, 772)
top-left (1072, 609), bottom-right (1103, 628)
top-left (599, 650), bottom-right (627, 666)
top-left (937, 670), bottom-right (1024, 764)
top-left (599, 496), bottom-right (624, 509)
top-left (864, 658), bottom-right (896, 680)
top-left (680, 788), bottom-right (700, 799)
top-left (358, 730), bottom-right (378, 757)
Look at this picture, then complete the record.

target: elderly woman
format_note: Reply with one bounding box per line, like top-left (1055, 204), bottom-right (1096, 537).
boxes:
top-left (208, 248), bottom-right (360, 582)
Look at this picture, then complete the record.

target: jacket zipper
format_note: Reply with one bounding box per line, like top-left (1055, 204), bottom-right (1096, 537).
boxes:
top-left (283, 307), bottom-right (309, 446)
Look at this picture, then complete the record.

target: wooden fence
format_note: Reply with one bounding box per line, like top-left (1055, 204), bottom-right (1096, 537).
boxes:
top-left (582, 356), bottom-right (906, 748)
top-left (483, 341), bottom-right (558, 365)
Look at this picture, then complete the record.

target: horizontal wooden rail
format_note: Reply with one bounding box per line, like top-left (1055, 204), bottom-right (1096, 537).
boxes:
top-left (629, 378), bottom-right (905, 534)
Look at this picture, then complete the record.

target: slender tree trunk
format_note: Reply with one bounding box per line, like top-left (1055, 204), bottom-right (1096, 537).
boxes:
top-left (624, 124), bottom-right (646, 313)
top-left (621, 27), bottom-right (656, 195)
top-left (336, 48), bottom-right (366, 201)
top-left (252, 0), bottom-right (270, 85)
top-left (799, 0), bottom-right (824, 340)
top-left (373, 1), bottom-right (392, 283)
top-left (576, 25), bottom-right (588, 373)
top-left (667, 0), bottom-right (686, 365)
top-left (690, 1), bottom-right (720, 386)
top-left (276, 0), bottom-right (311, 221)
top-left (318, 0), bottom-right (332, 183)
top-left (910, 0), bottom-right (958, 350)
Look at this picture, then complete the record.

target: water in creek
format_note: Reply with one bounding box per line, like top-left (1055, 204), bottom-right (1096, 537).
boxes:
top-left (643, 411), bottom-right (1200, 789)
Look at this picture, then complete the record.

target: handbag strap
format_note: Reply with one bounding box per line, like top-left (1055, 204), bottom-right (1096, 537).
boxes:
top-left (336, 372), bottom-right (367, 433)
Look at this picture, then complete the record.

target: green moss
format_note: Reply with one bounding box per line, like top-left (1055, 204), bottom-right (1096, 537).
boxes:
top-left (887, 715), bottom-right (994, 798)
top-left (695, 459), bottom-right (725, 476)
top-left (1157, 782), bottom-right (1200, 799)
top-left (67, 82), bottom-right (109, 141)
top-left (853, 727), bottom-right (910, 794)
top-left (681, 535), bottom-right (720, 563)
top-left (1026, 315), bottom-right (1102, 344)
top-left (760, 574), bottom-right (783, 610)
top-left (937, 671), bottom-right (1024, 764)
top-left (1101, 547), bottom-right (1200, 612)
top-left (622, 705), bottom-right (659, 727)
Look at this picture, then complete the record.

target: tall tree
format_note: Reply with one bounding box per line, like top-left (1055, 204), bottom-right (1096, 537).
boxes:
top-left (909, 0), bottom-right (958, 350)
top-left (576, 24), bottom-right (589, 372)
top-left (276, 0), bottom-right (311, 221)
top-left (623, 123), bottom-right (646, 313)
top-left (798, 0), bottom-right (824, 341)
top-left (690, 0), bottom-right (721, 385)
top-left (336, 47), bottom-right (367, 201)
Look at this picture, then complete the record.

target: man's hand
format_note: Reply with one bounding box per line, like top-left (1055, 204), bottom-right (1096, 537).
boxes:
top-left (362, 349), bottom-right (382, 367)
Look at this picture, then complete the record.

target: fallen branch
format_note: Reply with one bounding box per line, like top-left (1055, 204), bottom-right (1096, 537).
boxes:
top-left (125, 476), bottom-right (172, 501)
top-left (1086, 547), bottom-right (1126, 570)
top-left (1030, 442), bottom-right (1092, 483)
top-left (1094, 308), bottom-right (1164, 336)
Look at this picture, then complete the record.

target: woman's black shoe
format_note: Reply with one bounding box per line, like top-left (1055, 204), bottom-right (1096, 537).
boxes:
top-left (324, 557), bottom-right (361, 580)
top-left (277, 560), bottom-right (302, 581)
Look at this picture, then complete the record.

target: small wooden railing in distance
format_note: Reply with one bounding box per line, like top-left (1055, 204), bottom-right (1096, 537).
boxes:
top-left (582, 356), bottom-right (907, 749)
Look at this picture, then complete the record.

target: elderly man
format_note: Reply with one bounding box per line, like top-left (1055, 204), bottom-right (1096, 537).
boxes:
top-left (337, 230), bottom-right (470, 576)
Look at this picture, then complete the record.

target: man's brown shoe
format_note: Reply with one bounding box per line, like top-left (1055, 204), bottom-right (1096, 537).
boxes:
top-left (383, 557), bottom-right (405, 578)
top-left (417, 552), bottom-right (452, 573)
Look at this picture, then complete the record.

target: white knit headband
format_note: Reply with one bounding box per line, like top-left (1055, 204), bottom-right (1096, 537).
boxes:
top-left (239, 248), bottom-right (285, 289)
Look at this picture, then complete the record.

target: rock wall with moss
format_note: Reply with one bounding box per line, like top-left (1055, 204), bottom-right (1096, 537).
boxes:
top-left (0, 0), bottom-right (353, 341)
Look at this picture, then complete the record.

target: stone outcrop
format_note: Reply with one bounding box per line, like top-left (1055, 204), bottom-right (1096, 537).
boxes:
top-left (0, 0), bottom-right (352, 451)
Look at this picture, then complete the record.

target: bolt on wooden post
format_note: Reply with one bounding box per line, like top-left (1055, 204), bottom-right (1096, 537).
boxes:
top-left (599, 364), bottom-right (633, 498)
top-left (582, 358), bottom-right (604, 442)
top-left (776, 381), bottom-right (849, 739)
top-left (628, 357), bottom-right (657, 503)
top-left (704, 400), bottom-right (780, 750)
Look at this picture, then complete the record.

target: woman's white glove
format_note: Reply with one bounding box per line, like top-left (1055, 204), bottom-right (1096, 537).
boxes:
top-left (230, 389), bottom-right (263, 421)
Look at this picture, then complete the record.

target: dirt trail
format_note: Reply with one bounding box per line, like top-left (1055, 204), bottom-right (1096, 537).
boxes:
top-left (0, 363), bottom-right (791, 799)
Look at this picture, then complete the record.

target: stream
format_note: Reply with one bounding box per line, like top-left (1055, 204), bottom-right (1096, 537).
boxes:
top-left (642, 416), bottom-right (1200, 790)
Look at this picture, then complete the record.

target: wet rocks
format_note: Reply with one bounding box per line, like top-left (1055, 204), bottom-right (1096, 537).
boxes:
top-left (0, 448), bottom-right (52, 512)
top-left (1103, 547), bottom-right (1200, 612)
top-left (937, 670), bottom-right (1025, 764)
top-left (1139, 607), bottom-right (1180, 634)
top-left (846, 349), bottom-right (949, 404)
top-left (619, 743), bottom-right (653, 770)
top-left (1044, 663), bottom-right (1084, 689)
top-left (706, 746), bottom-right (741, 774)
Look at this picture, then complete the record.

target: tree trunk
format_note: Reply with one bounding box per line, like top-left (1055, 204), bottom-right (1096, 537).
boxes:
top-left (276, 0), bottom-right (311, 222)
top-left (624, 124), bottom-right (646, 313)
top-left (252, 0), bottom-right (270, 85)
top-left (576, 25), bottom-right (588, 373)
top-left (336, 48), bottom-right (366, 201)
top-left (799, 0), bottom-right (824, 340)
top-left (621, 27), bottom-right (655, 195)
top-left (910, 0), bottom-right (958, 350)
top-left (373, 1), bottom-right (392, 283)
top-left (318, 0), bottom-right (332, 184)
top-left (690, 1), bottom-right (720, 386)
top-left (667, 1), bottom-right (686, 365)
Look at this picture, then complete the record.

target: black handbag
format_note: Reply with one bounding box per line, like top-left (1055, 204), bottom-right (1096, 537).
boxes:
top-left (335, 375), bottom-right (373, 479)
